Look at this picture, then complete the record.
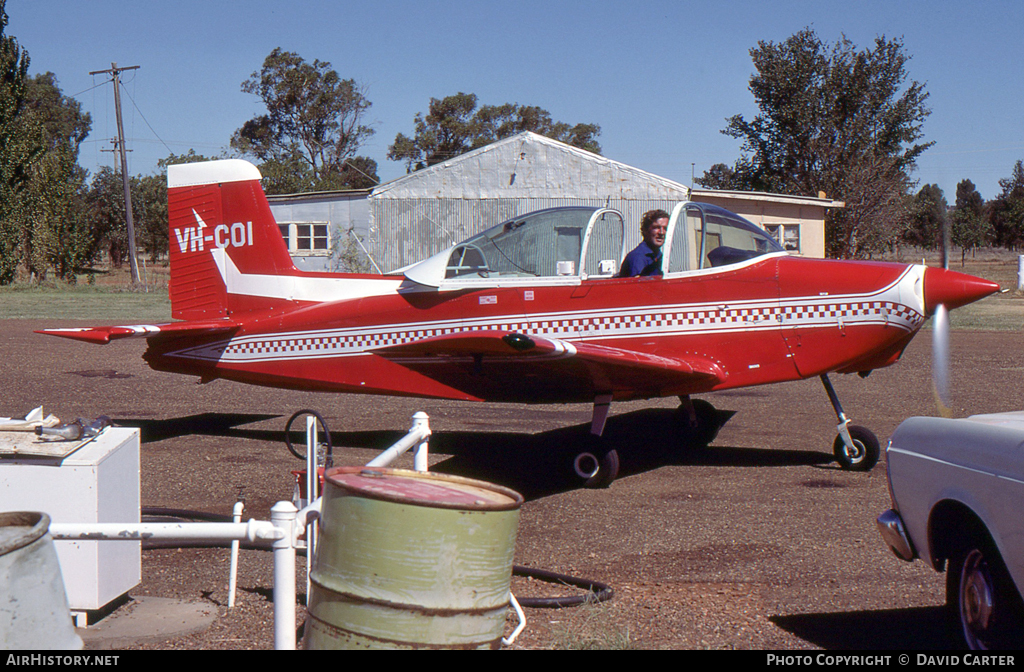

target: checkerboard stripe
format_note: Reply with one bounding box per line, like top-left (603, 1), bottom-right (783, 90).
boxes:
top-left (170, 292), bottom-right (924, 364)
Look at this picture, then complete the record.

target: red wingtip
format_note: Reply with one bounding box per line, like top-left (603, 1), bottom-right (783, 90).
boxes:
top-left (923, 267), bottom-right (1000, 314)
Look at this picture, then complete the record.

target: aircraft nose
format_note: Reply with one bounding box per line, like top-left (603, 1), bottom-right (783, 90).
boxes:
top-left (922, 266), bottom-right (1000, 315)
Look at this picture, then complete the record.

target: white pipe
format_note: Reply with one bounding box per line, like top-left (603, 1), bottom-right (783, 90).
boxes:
top-left (305, 415), bottom-right (318, 605)
top-left (502, 593), bottom-right (526, 647)
top-left (294, 497), bottom-right (322, 540)
top-left (42, 412), bottom-right (437, 651)
top-left (228, 501), bottom-right (243, 608)
top-left (271, 501), bottom-right (297, 650)
top-left (49, 520), bottom-right (282, 542)
top-left (412, 412), bottom-right (430, 472)
top-left (366, 412), bottom-right (431, 469)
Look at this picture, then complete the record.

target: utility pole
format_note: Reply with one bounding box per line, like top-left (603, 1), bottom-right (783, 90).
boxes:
top-left (90, 62), bottom-right (141, 284)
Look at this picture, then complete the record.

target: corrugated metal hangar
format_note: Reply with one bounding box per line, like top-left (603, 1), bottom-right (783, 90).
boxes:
top-left (268, 131), bottom-right (842, 273)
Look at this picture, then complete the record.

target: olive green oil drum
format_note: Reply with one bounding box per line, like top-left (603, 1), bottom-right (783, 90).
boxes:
top-left (303, 467), bottom-right (524, 650)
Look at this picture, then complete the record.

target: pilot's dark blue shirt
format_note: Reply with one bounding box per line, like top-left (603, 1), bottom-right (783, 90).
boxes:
top-left (618, 241), bottom-right (663, 277)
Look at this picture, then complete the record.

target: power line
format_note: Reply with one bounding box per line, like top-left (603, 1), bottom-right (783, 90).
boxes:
top-left (89, 59), bottom-right (142, 284)
top-left (118, 81), bottom-right (173, 155)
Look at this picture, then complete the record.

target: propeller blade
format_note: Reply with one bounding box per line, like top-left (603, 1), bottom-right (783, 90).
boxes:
top-left (932, 303), bottom-right (951, 417)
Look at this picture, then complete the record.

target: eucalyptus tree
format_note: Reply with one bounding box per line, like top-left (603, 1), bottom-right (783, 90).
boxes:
top-left (388, 92), bottom-right (601, 173)
top-left (989, 160), bottom-right (1024, 250)
top-left (904, 183), bottom-right (947, 250)
top-left (232, 48), bottom-right (378, 193)
top-left (949, 179), bottom-right (990, 266)
top-left (698, 28), bottom-right (932, 258)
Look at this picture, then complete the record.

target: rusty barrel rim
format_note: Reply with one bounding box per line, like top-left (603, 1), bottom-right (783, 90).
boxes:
top-left (323, 466), bottom-right (524, 511)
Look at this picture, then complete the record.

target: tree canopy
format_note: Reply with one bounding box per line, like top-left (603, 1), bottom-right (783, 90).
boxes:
top-left (698, 28), bottom-right (932, 258)
top-left (388, 92), bottom-right (601, 173)
top-left (0, 0), bottom-right (41, 283)
top-left (903, 183), bottom-right (947, 250)
top-left (18, 72), bottom-right (92, 281)
top-left (231, 48), bottom-right (378, 193)
top-left (989, 160), bottom-right (1024, 250)
top-left (949, 179), bottom-right (990, 265)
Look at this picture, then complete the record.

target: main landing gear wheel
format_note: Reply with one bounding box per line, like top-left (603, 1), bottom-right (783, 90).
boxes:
top-left (573, 444), bottom-right (620, 489)
top-left (678, 398), bottom-right (725, 447)
top-left (832, 425), bottom-right (880, 472)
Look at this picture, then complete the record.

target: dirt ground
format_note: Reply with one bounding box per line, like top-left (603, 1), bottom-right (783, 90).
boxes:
top-left (3, 318), bottom-right (1023, 650)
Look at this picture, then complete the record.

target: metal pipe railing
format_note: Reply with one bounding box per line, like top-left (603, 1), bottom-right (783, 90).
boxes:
top-left (46, 411), bottom-right (524, 649)
top-left (365, 411), bottom-right (431, 470)
top-left (45, 412), bottom-right (434, 650)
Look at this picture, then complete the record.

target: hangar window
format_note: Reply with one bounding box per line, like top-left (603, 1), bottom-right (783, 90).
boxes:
top-left (278, 222), bottom-right (331, 256)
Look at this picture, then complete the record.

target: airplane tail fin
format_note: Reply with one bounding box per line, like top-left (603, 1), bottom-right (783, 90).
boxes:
top-left (167, 159), bottom-right (297, 320)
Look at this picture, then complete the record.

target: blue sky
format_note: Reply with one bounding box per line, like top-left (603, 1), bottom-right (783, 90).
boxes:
top-left (7, 0), bottom-right (1024, 200)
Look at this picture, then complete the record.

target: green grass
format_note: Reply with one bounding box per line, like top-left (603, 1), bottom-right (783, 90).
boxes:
top-left (0, 283), bottom-right (171, 321)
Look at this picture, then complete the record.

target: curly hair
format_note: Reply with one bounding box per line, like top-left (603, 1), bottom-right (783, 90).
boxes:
top-left (640, 209), bottom-right (670, 234)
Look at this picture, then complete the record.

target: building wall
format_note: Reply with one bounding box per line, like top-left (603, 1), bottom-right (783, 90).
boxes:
top-left (367, 133), bottom-right (695, 272)
top-left (268, 191), bottom-right (370, 272)
top-left (266, 133), bottom-right (836, 272)
top-left (691, 193), bottom-right (829, 258)
top-left (369, 196), bottom-right (689, 273)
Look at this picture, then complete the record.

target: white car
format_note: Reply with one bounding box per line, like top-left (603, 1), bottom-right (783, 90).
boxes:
top-left (878, 412), bottom-right (1024, 650)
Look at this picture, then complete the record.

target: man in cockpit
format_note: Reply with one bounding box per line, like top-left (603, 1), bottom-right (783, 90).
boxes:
top-left (618, 209), bottom-right (668, 277)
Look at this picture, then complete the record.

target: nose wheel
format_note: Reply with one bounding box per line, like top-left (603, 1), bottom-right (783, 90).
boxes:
top-left (821, 375), bottom-right (880, 471)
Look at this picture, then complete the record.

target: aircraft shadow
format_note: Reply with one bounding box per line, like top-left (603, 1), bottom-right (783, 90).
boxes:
top-left (114, 413), bottom-right (282, 444)
top-left (334, 407), bottom-right (831, 501)
top-left (770, 606), bottom-right (953, 650)
top-left (113, 408), bottom-right (831, 501)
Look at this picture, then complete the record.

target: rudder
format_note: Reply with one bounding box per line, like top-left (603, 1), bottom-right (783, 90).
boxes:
top-left (167, 159), bottom-right (297, 320)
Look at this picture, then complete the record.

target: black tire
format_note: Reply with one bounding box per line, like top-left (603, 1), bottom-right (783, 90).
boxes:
top-left (573, 444), bottom-right (620, 489)
top-left (946, 528), bottom-right (1024, 650)
top-left (678, 398), bottom-right (722, 447)
top-left (832, 425), bottom-right (879, 471)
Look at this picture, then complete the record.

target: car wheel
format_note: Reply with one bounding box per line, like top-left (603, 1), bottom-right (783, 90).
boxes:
top-left (946, 530), bottom-right (1024, 650)
top-left (832, 425), bottom-right (879, 471)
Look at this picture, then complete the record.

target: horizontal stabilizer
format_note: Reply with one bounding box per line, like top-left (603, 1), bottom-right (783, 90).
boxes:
top-left (36, 319), bottom-right (241, 345)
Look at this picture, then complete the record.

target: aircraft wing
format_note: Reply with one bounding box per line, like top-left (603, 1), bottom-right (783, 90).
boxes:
top-left (36, 319), bottom-right (241, 345)
top-left (374, 330), bottom-right (727, 398)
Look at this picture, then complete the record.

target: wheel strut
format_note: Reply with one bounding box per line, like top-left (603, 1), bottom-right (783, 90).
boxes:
top-left (574, 394), bottom-right (619, 488)
top-left (821, 374), bottom-right (880, 471)
top-left (590, 394), bottom-right (612, 437)
top-left (820, 374), bottom-right (855, 451)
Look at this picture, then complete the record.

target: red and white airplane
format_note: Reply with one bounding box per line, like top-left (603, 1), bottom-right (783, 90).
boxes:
top-left (40, 159), bottom-right (999, 486)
